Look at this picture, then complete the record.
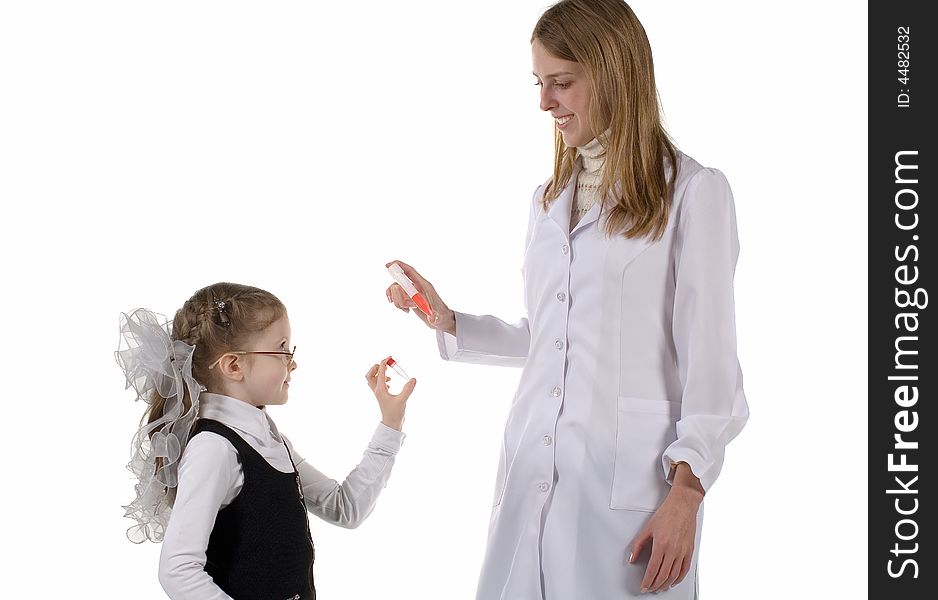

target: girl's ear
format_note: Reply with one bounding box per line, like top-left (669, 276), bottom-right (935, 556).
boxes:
top-left (216, 354), bottom-right (245, 382)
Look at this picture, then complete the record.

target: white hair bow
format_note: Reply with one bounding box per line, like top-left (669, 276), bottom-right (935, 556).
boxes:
top-left (116, 308), bottom-right (204, 543)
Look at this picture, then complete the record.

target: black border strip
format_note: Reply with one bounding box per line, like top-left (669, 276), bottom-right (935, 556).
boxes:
top-left (870, 2), bottom-right (934, 595)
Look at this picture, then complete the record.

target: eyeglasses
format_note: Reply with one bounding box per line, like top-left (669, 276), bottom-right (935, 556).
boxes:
top-left (208, 346), bottom-right (297, 370)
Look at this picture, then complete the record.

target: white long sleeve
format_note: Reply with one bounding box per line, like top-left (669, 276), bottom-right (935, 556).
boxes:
top-left (286, 423), bottom-right (404, 528)
top-left (158, 433), bottom-right (237, 600)
top-left (436, 311), bottom-right (531, 366)
top-left (157, 393), bottom-right (405, 599)
top-left (662, 168), bottom-right (749, 492)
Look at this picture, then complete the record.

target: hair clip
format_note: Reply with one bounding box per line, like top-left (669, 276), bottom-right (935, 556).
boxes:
top-left (210, 290), bottom-right (231, 326)
top-left (216, 300), bottom-right (231, 325)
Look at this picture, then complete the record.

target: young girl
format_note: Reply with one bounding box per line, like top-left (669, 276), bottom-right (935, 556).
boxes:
top-left (117, 282), bottom-right (415, 600)
top-left (385, 0), bottom-right (747, 597)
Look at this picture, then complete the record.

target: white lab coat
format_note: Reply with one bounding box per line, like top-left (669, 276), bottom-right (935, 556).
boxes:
top-left (436, 152), bottom-right (748, 599)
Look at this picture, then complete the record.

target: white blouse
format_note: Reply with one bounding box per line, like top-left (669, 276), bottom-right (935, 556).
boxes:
top-left (158, 393), bottom-right (405, 600)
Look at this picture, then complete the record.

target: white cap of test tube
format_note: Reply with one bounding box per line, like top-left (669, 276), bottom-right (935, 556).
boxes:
top-left (387, 263), bottom-right (419, 297)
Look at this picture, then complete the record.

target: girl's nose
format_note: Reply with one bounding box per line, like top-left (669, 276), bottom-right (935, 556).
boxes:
top-left (290, 359), bottom-right (298, 371)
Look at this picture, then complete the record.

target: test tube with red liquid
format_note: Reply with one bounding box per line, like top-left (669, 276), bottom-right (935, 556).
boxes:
top-left (387, 263), bottom-right (433, 318)
top-left (386, 357), bottom-right (409, 380)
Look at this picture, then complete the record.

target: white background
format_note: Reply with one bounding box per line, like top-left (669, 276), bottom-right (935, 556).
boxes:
top-left (0, 1), bottom-right (867, 598)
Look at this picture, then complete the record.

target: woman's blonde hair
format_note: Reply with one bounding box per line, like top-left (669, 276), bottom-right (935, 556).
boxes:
top-left (533, 0), bottom-right (678, 240)
top-left (143, 282), bottom-right (286, 431)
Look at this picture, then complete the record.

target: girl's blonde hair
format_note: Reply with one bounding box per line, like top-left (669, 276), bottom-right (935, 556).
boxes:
top-left (533, 0), bottom-right (679, 241)
top-left (144, 282), bottom-right (286, 431)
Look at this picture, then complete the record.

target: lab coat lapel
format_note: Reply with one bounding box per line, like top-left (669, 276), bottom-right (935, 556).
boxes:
top-left (546, 166), bottom-right (579, 238)
top-left (549, 166), bottom-right (658, 266)
top-left (570, 201), bottom-right (601, 238)
top-left (574, 186), bottom-right (658, 268)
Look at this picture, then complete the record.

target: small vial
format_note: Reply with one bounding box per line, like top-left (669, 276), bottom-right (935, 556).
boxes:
top-left (388, 263), bottom-right (433, 318)
top-left (386, 357), bottom-right (410, 380)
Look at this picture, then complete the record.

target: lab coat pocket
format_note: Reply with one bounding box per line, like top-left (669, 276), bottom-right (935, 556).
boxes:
top-left (610, 396), bottom-right (680, 512)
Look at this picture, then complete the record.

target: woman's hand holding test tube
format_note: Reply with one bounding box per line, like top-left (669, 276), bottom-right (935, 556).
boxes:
top-left (364, 357), bottom-right (416, 432)
top-left (384, 260), bottom-right (457, 336)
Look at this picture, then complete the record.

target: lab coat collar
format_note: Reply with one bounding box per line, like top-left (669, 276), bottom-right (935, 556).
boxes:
top-left (551, 151), bottom-right (682, 256)
top-left (546, 164), bottom-right (579, 237)
top-left (547, 163), bottom-right (606, 238)
top-left (571, 198), bottom-right (603, 237)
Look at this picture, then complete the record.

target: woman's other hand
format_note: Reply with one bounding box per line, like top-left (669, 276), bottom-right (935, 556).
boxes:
top-left (364, 358), bottom-right (415, 431)
top-left (628, 463), bottom-right (704, 593)
top-left (384, 260), bottom-right (456, 336)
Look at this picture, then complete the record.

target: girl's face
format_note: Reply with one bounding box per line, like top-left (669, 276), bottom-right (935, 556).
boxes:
top-left (532, 38), bottom-right (595, 148)
top-left (239, 315), bottom-right (297, 407)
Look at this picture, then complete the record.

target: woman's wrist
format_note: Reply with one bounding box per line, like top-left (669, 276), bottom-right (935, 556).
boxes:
top-left (440, 308), bottom-right (457, 336)
top-left (669, 462), bottom-right (705, 504)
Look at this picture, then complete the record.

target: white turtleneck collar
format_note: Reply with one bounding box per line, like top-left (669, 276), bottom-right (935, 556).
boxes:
top-left (571, 134), bottom-right (607, 227)
top-left (198, 392), bottom-right (285, 448)
top-left (576, 135), bottom-right (605, 174)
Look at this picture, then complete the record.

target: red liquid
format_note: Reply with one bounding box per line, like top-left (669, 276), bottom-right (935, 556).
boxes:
top-left (412, 292), bottom-right (432, 317)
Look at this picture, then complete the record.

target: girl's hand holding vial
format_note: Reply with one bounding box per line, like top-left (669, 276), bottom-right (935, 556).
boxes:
top-left (385, 260), bottom-right (457, 336)
top-left (364, 357), bottom-right (416, 432)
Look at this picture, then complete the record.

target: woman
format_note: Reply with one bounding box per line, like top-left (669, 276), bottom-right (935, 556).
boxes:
top-left (386, 1), bottom-right (748, 597)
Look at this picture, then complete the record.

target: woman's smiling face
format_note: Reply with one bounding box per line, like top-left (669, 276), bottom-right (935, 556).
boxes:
top-left (532, 38), bottom-right (595, 148)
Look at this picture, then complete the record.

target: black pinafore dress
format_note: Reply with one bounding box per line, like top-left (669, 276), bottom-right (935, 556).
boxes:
top-left (193, 419), bottom-right (316, 600)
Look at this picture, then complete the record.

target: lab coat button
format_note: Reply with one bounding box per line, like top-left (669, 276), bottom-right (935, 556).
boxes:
top-left (538, 482), bottom-right (550, 492)
top-left (556, 292), bottom-right (566, 302)
top-left (550, 386), bottom-right (562, 397)
top-left (554, 339), bottom-right (563, 350)
top-left (561, 244), bottom-right (569, 255)
top-left (543, 435), bottom-right (553, 446)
